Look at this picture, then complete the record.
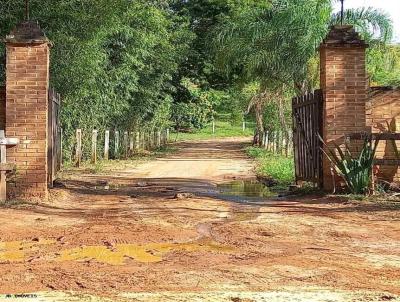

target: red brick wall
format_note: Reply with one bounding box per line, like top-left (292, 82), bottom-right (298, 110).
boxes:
top-left (320, 45), bottom-right (369, 190)
top-left (367, 88), bottom-right (400, 182)
top-left (5, 43), bottom-right (50, 201)
top-left (0, 86), bottom-right (5, 130)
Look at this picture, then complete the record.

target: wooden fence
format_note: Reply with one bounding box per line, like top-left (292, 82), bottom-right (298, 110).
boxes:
top-left (72, 128), bottom-right (170, 167)
top-left (260, 129), bottom-right (293, 156)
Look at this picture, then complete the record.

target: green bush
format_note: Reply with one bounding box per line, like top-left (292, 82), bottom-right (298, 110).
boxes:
top-left (320, 136), bottom-right (379, 195)
top-left (246, 147), bottom-right (294, 185)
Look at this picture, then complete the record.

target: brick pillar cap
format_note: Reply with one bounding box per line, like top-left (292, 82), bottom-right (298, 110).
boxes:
top-left (320, 25), bottom-right (368, 49)
top-left (4, 21), bottom-right (51, 45)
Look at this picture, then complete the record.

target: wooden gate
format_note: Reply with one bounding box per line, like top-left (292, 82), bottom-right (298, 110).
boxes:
top-left (48, 88), bottom-right (62, 187)
top-left (292, 89), bottom-right (323, 186)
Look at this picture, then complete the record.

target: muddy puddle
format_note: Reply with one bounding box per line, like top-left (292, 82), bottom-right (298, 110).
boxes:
top-left (216, 180), bottom-right (280, 201)
top-left (0, 239), bottom-right (233, 265)
top-left (0, 239), bottom-right (55, 262)
top-left (59, 241), bottom-right (234, 265)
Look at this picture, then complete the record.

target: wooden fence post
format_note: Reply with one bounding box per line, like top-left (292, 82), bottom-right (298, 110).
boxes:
top-left (115, 130), bottom-right (119, 158)
top-left (166, 128), bottom-right (170, 142)
top-left (282, 135), bottom-right (287, 156)
top-left (163, 129), bottom-right (167, 145)
top-left (243, 120), bottom-right (246, 132)
top-left (270, 131), bottom-right (274, 153)
top-left (264, 131), bottom-right (269, 149)
top-left (288, 131), bottom-right (293, 156)
top-left (141, 132), bottom-right (145, 150)
top-left (104, 130), bottom-right (110, 160)
top-left (135, 132), bottom-right (140, 151)
top-left (92, 130), bottom-right (98, 164)
top-left (60, 128), bottom-right (63, 169)
top-left (150, 131), bottom-right (155, 149)
top-left (157, 130), bottom-right (161, 148)
top-left (124, 131), bottom-right (128, 159)
top-left (275, 131), bottom-right (280, 154)
top-left (129, 132), bottom-right (134, 156)
top-left (212, 120), bottom-right (215, 135)
top-left (75, 129), bottom-right (82, 167)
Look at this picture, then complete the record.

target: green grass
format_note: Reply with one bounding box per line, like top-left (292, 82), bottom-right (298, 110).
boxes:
top-left (172, 121), bottom-right (255, 141)
top-left (246, 146), bottom-right (295, 185)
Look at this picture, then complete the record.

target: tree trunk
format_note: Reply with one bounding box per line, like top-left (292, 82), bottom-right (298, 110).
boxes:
top-left (278, 96), bottom-right (290, 156)
top-left (254, 101), bottom-right (265, 146)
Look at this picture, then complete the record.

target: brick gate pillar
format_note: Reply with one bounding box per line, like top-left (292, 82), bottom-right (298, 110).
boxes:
top-left (4, 21), bottom-right (51, 201)
top-left (319, 25), bottom-right (369, 191)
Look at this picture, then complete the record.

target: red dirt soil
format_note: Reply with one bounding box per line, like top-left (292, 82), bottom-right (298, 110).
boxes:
top-left (0, 138), bottom-right (399, 301)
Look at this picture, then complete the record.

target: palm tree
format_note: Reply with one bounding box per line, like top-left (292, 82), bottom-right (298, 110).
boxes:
top-left (214, 0), bottom-right (393, 145)
top-left (330, 6), bottom-right (393, 43)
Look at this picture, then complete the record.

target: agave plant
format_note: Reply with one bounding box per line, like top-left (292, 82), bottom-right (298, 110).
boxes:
top-left (319, 135), bottom-right (380, 195)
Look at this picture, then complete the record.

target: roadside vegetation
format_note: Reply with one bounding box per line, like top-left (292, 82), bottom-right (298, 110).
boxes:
top-left (246, 147), bottom-right (294, 186)
top-left (172, 120), bottom-right (255, 142)
top-left (0, 1), bottom-right (398, 195)
top-left (1, 0), bottom-right (398, 160)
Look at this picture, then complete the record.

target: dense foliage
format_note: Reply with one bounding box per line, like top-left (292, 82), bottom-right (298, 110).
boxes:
top-left (0, 0), bottom-right (193, 158)
top-left (0, 0), bottom-right (399, 157)
top-left (214, 0), bottom-right (396, 144)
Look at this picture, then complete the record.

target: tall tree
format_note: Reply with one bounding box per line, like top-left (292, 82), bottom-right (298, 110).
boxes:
top-left (214, 0), bottom-right (393, 145)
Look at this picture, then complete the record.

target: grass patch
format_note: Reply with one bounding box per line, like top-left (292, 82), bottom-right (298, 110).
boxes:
top-left (172, 121), bottom-right (254, 141)
top-left (246, 146), bottom-right (295, 185)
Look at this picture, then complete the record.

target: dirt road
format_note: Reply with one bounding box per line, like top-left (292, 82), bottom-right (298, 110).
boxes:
top-left (0, 138), bottom-right (399, 302)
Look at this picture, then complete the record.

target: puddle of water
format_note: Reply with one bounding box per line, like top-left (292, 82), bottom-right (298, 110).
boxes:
top-left (0, 239), bottom-right (55, 262)
top-left (217, 180), bottom-right (278, 198)
top-left (58, 241), bottom-right (233, 266)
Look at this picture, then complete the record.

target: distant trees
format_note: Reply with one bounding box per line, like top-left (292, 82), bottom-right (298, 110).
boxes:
top-left (0, 0), bottom-right (193, 157)
top-left (213, 0), bottom-right (395, 145)
top-left (0, 0), bottom-right (398, 153)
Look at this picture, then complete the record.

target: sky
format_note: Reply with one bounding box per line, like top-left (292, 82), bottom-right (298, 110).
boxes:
top-left (334, 0), bottom-right (400, 43)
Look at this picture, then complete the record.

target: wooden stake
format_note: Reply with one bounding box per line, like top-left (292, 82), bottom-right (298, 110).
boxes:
top-left (124, 131), bottom-right (128, 159)
top-left (129, 132), bottom-right (134, 155)
top-left (114, 130), bottom-right (119, 158)
top-left (135, 132), bottom-right (140, 151)
top-left (75, 129), bottom-right (82, 167)
top-left (264, 131), bottom-right (269, 150)
top-left (91, 130), bottom-right (98, 164)
top-left (60, 128), bottom-right (63, 170)
top-left (157, 131), bottom-right (161, 148)
top-left (141, 132), bottom-right (145, 150)
top-left (104, 130), bottom-right (110, 160)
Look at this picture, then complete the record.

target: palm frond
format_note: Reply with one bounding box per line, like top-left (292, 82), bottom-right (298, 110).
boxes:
top-left (330, 7), bottom-right (393, 42)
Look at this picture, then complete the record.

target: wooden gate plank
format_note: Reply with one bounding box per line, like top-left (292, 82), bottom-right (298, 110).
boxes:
top-left (292, 89), bottom-right (323, 185)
